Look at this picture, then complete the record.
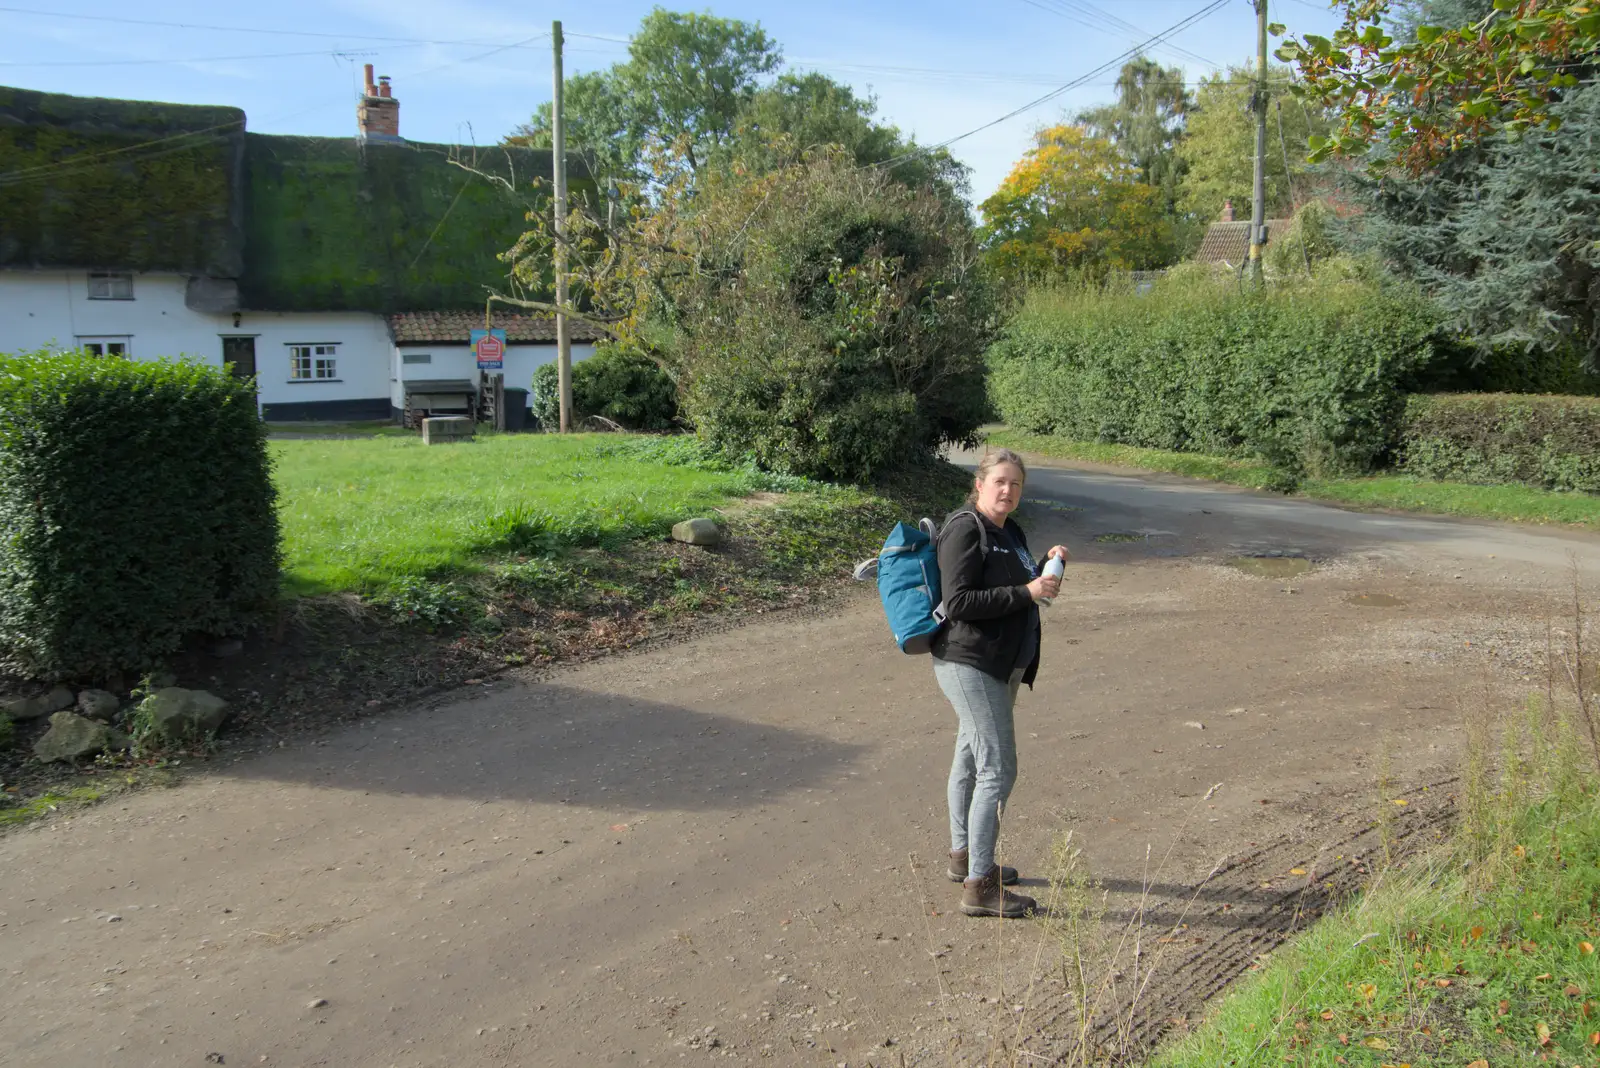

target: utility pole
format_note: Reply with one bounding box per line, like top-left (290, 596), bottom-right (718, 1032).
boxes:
top-left (552, 19), bottom-right (572, 433)
top-left (1248, 0), bottom-right (1269, 286)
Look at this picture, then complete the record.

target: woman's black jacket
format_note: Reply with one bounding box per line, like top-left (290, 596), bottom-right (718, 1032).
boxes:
top-left (928, 508), bottom-right (1042, 687)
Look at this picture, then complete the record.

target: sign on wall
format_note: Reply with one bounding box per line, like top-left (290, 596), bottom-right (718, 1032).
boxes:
top-left (471, 328), bottom-right (506, 370)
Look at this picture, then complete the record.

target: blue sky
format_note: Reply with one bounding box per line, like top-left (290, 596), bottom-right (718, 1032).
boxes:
top-left (0, 0), bottom-right (1343, 204)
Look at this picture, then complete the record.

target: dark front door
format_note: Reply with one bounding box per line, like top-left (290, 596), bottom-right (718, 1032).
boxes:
top-left (222, 336), bottom-right (257, 381)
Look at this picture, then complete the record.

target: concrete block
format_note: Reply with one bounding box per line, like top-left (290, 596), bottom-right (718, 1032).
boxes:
top-left (422, 416), bottom-right (475, 445)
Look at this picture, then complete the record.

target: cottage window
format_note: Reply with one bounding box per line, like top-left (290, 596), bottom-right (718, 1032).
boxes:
top-left (401, 352), bottom-right (432, 365)
top-left (76, 336), bottom-right (131, 357)
top-left (289, 344), bottom-right (339, 381)
top-left (87, 273), bottom-right (134, 300)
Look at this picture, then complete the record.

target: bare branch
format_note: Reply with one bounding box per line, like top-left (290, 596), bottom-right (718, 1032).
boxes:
top-left (446, 156), bottom-right (518, 196)
top-left (482, 293), bottom-right (625, 339)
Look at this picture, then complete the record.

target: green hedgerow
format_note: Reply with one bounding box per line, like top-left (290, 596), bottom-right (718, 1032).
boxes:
top-left (0, 349), bottom-right (280, 678)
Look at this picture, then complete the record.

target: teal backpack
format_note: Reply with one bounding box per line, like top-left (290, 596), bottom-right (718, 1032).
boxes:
top-left (853, 511), bottom-right (985, 654)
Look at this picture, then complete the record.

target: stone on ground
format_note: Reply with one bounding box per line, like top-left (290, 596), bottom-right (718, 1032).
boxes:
top-left (77, 689), bottom-right (121, 722)
top-left (1, 685), bottom-right (75, 722)
top-left (143, 687), bottom-right (230, 740)
top-left (33, 711), bottom-right (130, 763)
top-left (671, 518), bottom-right (721, 547)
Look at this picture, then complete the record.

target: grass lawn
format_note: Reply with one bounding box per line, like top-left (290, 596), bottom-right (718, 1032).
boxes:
top-left (987, 429), bottom-right (1600, 529)
top-left (274, 433), bottom-right (765, 596)
top-left (1150, 716), bottom-right (1600, 1066)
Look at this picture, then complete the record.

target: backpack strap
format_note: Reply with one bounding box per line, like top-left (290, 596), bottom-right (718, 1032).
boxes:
top-left (940, 509), bottom-right (988, 556)
top-left (931, 510), bottom-right (988, 625)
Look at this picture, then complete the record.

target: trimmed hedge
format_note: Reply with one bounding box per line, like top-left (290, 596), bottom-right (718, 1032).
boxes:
top-left (987, 271), bottom-right (1443, 476)
top-left (0, 351), bottom-right (280, 679)
top-left (532, 342), bottom-right (679, 431)
top-left (1400, 393), bottom-right (1600, 493)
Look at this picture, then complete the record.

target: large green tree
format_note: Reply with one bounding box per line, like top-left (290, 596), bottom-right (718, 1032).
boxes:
top-left (722, 71), bottom-right (969, 199)
top-left (513, 11), bottom-right (964, 200)
top-left (514, 8), bottom-right (780, 181)
top-left (1175, 65), bottom-right (1332, 222)
top-left (1077, 57), bottom-right (1191, 215)
top-left (979, 125), bottom-right (1172, 287)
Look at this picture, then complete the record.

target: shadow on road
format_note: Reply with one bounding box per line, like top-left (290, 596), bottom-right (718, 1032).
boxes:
top-left (222, 681), bottom-right (867, 812)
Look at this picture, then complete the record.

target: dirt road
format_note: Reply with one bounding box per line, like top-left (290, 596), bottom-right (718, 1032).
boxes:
top-left (2, 457), bottom-right (1591, 1067)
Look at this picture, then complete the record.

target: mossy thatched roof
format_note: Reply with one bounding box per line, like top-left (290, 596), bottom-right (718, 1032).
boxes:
top-left (0, 85), bottom-right (244, 275)
top-left (0, 86), bottom-right (587, 313)
top-left (241, 136), bottom-right (579, 313)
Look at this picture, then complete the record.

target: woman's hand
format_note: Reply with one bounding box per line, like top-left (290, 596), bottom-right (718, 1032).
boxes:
top-left (1026, 573), bottom-right (1062, 603)
top-left (1045, 544), bottom-right (1071, 562)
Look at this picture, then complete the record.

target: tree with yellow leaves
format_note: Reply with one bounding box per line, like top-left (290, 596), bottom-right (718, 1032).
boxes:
top-left (979, 125), bottom-right (1173, 289)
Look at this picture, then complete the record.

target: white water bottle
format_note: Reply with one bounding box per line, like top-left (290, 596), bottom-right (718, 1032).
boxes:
top-left (1038, 556), bottom-right (1065, 607)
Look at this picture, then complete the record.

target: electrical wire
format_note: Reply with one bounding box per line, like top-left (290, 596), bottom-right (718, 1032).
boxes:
top-left (878, 0), bottom-right (1232, 169)
top-left (0, 5), bottom-right (548, 48)
top-left (0, 46), bottom-right (411, 68)
top-left (398, 32), bottom-right (549, 80)
top-left (1016, 0), bottom-right (1216, 68)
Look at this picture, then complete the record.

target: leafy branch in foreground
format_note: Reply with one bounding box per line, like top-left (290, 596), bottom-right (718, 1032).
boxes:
top-left (1277, 0), bottom-right (1600, 171)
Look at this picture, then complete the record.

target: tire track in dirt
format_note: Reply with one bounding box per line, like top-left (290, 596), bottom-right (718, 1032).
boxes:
top-left (1010, 778), bottom-right (1458, 1064)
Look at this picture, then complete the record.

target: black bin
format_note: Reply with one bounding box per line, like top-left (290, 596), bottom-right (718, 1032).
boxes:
top-left (503, 388), bottom-right (530, 432)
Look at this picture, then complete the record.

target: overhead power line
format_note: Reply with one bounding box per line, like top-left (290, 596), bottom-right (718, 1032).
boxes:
top-left (1016, 0), bottom-right (1217, 69)
top-left (0, 5), bottom-right (548, 48)
top-left (398, 31), bottom-right (550, 80)
top-left (0, 47), bottom-right (406, 68)
top-left (879, 0), bottom-right (1232, 169)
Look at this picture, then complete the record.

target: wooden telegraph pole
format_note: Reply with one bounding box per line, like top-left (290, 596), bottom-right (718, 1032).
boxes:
top-left (552, 19), bottom-right (573, 432)
top-left (1248, 0), bottom-right (1269, 285)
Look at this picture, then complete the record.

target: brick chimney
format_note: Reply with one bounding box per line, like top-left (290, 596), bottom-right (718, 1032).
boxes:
top-left (357, 64), bottom-right (402, 142)
top-left (1221, 199), bottom-right (1235, 222)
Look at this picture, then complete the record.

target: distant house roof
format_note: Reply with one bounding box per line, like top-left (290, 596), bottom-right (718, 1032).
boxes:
top-left (1194, 219), bottom-right (1292, 267)
top-left (388, 310), bottom-right (605, 344)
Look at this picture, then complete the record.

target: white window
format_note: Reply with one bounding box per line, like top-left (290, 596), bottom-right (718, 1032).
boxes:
top-left (87, 273), bottom-right (134, 300)
top-left (76, 336), bottom-right (131, 357)
top-left (289, 343), bottom-right (339, 381)
top-left (401, 352), bottom-right (432, 365)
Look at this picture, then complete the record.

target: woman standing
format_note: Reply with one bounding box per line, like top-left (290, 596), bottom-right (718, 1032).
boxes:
top-left (931, 449), bottom-right (1067, 918)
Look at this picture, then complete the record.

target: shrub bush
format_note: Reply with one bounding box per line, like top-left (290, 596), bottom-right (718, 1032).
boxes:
top-left (1415, 340), bottom-right (1600, 396)
top-left (1399, 393), bottom-right (1600, 492)
top-left (0, 350), bottom-right (280, 679)
top-left (987, 269), bottom-right (1443, 475)
top-left (532, 341), bottom-right (679, 431)
top-left (651, 150), bottom-right (995, 482)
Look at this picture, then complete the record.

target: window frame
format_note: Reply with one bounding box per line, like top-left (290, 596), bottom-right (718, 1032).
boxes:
top-left (401, 352), bottom-right (433, 366)
top-left (86, 272), bottom-right (134, 301)
top-left (75, 335), bottom-right (132, 358)
top-left (287, 342), bottom-right (341, 383)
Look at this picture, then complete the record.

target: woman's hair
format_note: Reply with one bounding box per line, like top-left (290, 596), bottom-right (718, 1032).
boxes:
top-left (966, 448), bottom-right (1027, 505)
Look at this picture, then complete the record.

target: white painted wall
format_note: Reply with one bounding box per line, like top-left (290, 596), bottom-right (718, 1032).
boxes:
top-left (0, 269), bottom-right (394, 416)
top-left (244, 313), bottom-right (392, 410)
top-left (390, 342), bottom-right (597, 410)
top-left (0, 270), bottom-right (213, 360)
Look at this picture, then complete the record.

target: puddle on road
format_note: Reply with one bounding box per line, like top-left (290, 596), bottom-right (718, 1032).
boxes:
top-left (1227, 554), bottom-right (1315, 579)
top-left (1024, 498), bottom-right (1085, 513)
top-left (1348, 592), bottom-right (1406, 607)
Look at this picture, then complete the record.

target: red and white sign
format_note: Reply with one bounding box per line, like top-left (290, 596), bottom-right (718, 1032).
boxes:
top-left (471, 328), bottom-right (506, 370)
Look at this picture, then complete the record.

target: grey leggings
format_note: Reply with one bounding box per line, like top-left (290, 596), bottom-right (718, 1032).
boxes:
top-left (933, 658), bottom-right (1023, 881)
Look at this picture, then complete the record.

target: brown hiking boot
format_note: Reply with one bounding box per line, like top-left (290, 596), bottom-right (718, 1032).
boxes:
top-left (961, 866), bottom-right (1036, 918)
top-left (947, 849), bottom-right (1019, 885)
